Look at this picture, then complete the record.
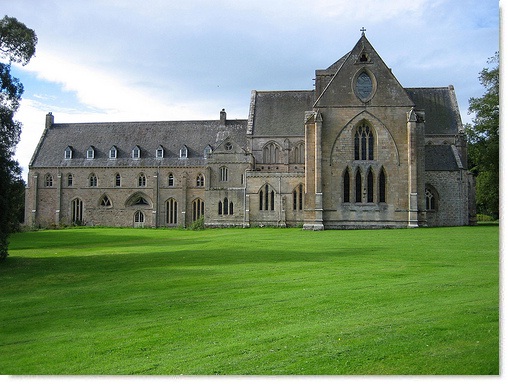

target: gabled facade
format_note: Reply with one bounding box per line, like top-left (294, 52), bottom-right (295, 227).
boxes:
top-left (25, 33), bottom-right (475, 229)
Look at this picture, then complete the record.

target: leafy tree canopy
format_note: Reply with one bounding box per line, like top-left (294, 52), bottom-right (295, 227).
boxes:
top-left (0, 15), bottom-right (37, 260)
top-left (465, 52), bottom-right (499, 218)
top-left (0, 15), bottom-right (37, 65)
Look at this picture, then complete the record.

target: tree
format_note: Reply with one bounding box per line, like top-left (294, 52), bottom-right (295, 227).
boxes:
top-left (0, 16), bottom-right (37, 260)
top-left (465, 52), bottom-right (499, 219)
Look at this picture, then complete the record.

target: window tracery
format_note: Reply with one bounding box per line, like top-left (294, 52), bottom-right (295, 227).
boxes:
top-left (354, 122), bottom-right (374, 160)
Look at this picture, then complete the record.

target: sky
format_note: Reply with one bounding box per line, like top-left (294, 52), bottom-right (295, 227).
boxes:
top-left (1, 0), bottom-right (500, 180)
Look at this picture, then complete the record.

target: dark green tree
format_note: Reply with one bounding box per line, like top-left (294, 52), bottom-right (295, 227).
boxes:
top-left (466, 52), bottom-right (499, 219)
top-left (0, 16), bottom-right (37, 260)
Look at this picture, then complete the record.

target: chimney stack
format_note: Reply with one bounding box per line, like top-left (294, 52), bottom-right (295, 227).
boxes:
top-left (46, 112), bottom-right (54, 129)
top-left (220, 108), bottom-right (226, 126)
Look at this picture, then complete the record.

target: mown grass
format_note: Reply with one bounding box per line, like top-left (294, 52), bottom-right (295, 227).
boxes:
top-left (0, 225), bottom-right (499, 375)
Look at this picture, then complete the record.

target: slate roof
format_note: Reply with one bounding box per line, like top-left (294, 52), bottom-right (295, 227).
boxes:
top-left (247, 86), bottom-right (462, 138)
top-left (405, 87), bottom-right (463, 135)
top-left (248, 90), bottom-right (315, 137)
top-left (324, 52), bottom-right (350, 73)
top-left (30, 119), bottom-right (248, 168)
top-left (425, 145), bottom-right (462, 171)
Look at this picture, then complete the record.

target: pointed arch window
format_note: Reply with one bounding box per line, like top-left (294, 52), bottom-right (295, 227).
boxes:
top-left (67, 174), bottom-right (73, 187)
top-left (343, 169), bottom-right (350, 203)
top-left (355, 169), bottom-right (362, 203)
top-left (138, 173), bottom-right (146, 187)
top-left (89, 173), bottom-right (98, 187)
top-left (379, 168), bottom-right (387, 203)
top-left (293, 184), bottom-right (303, 211)
top-left (263, 142), bottom-right (281, 163)
top-left (425, 186), bottom-right (438, 211)
top-left (134, 211), bottom-right (145, 227)
top-left (134, 196), bottom-right (149, 205)
top-left (100, 195), bottom-right (112, 207)
top-left (166, 198), bottom-right (178, 224)
top-left (354, 122), bottom-right (374, 160)
top-left (220, 166), bottom-right (228, 182)
top-left (115, 173), bottom-right (121, 187)
top-left (259, 184), bottom-right (275, 211)
top-left (71, 198), bottom-right (83, 224)
top-left (192, 198), bottom-right (204, 221)
top-left (367, 168), bottom-right (374, 203)
top-left (196, 174), bottom-right (204, 187)
top-left (292, 142), bottom-right (305, 164)
top-left (127, 193), bottom-right (151, 207)
top-left (168, 173), bottom-right (175, 187)
top-left (44, 174), bottom-right (53, 187)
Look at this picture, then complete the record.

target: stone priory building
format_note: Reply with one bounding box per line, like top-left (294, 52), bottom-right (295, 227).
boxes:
top-left (25, 33), bottom-right (476, 229)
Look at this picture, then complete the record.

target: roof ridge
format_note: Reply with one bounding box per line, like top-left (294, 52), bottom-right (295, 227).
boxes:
top-left (405, 86), bottom-right (451, 90)
top-left (52, 119), bottom-right (248, 127)
top-left (253, 90), bottom-right (314, 93)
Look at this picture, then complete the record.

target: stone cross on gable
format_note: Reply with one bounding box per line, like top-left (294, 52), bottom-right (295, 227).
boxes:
top-left (360, 27), bottom-right (366, 35)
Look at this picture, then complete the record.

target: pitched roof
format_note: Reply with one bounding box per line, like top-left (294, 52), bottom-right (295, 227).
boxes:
top-left (30, 118), bottom-right (248, 168)
top-left (314, 34), bottom-right (414, 108)
top-left (425, 145), bottom-right (463, 171)
top-left (405, 86), bottom-right (463, 135)
top-left (247, 90), bottom-right (315, 137)
top-left (324, 52), bottom-right (350, 72)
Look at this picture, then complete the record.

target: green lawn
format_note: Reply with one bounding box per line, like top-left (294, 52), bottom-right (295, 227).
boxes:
top-left (0, 225), bottom-right (499, 375)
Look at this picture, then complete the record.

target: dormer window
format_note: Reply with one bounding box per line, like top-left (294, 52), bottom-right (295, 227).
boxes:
top-left (180, 145), bottom-right (188, 159)
top-left (64, 146), bottom-right (73, 160)
top-left (204, 145), bottom-right (213, 159)
top-left (86, 146), bottom-right (95, 159)
top-left (156, 145), bottom-right (164, 159)
top-left (109, 146), bottom-right (118, 159)
top-left (132, 146), bottom-right (141, 159)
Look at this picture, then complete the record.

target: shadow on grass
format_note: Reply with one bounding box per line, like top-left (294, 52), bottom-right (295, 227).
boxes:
top-left (9, 229), bottom-right (207, 251)
top-left (2, 244), bottom-right (382, 279)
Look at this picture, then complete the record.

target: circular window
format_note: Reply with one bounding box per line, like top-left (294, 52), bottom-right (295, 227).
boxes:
top-left (225, 142), bottom-right (233, 150)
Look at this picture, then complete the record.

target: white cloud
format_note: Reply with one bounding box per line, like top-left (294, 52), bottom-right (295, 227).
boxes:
top-left (312, 0), bottom-right (434, 21)
top-left (4, 0), bottom-right (500, 181)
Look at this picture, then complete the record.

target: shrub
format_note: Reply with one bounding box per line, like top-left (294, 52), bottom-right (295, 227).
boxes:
top-left (189, 216), bottom-right (205, 230)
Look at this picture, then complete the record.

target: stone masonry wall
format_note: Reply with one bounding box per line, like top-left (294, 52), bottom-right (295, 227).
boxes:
top-left (425, 170), bottom-right (469, 226)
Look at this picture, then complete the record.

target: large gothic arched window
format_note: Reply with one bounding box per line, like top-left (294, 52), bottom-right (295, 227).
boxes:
top-left (354, 122), bottom-right (374, 160)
